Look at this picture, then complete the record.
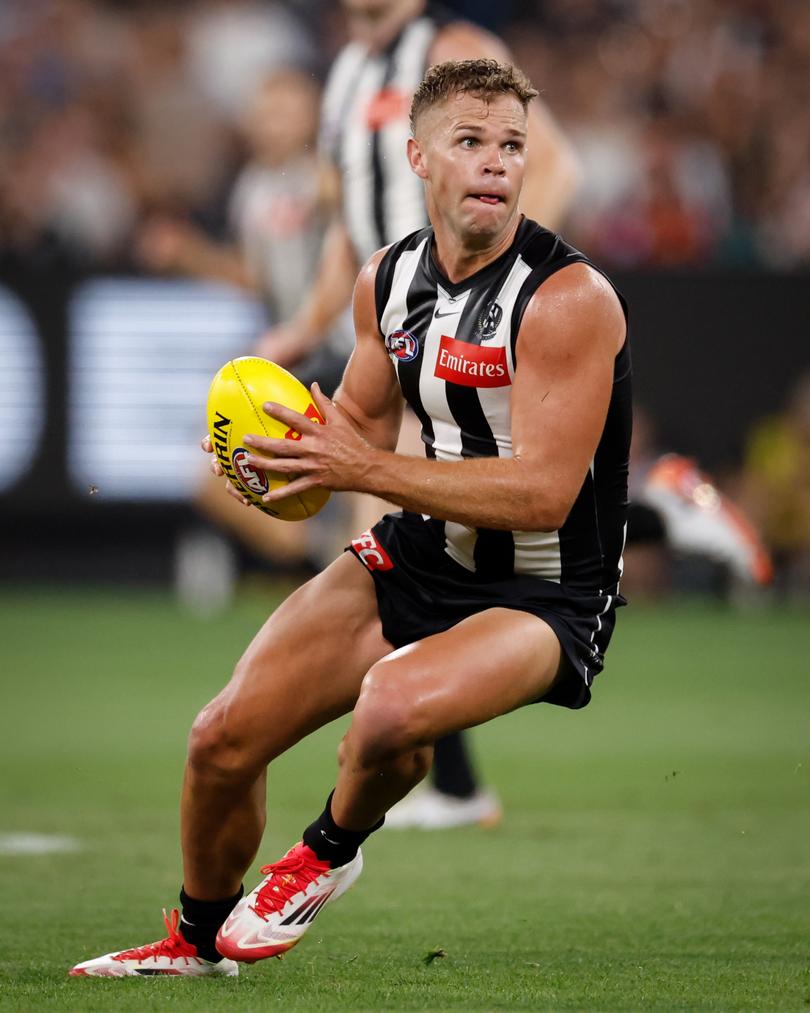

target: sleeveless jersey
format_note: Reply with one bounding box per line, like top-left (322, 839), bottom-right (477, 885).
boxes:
top-left (320, 10), bottom-right (446, 263)
top-left (374, 217), bottom-right (632, 596)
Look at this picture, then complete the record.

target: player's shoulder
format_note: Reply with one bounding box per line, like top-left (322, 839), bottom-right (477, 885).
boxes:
top-left (520, 259), bottom-right (626, 357)
top-left (534, 260), bottom-right (620, 306)
top-left (356, 247), bottom-right (390, 294)
top-left (355, 226), bottom-right (433, 315)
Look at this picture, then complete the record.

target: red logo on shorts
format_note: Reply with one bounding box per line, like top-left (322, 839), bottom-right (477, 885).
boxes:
top-left (434, 335), bottom-right (510, 388)
top-left (351, 530), bottom-right (394, 571)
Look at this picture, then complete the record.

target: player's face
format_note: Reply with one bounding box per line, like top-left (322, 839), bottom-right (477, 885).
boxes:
top-left (245, 77), bottom-right (319, 165)
top-left (410, 92), bottom-right (527, 243)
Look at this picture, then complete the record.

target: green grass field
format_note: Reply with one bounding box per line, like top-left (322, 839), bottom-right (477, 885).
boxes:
top-left (0, 586), bottom-right (808, 1011)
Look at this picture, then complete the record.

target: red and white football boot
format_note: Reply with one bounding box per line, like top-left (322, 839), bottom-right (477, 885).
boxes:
top-left (69, 908), bottom-right (238, 977)
top-left (216, 842), bottom-right (363, 963)
top-left (643, 454), bottom-right (774, 586)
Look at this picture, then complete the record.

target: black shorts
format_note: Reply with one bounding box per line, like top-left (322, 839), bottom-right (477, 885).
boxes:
top-left (346, 511), bottom-right (625, 711)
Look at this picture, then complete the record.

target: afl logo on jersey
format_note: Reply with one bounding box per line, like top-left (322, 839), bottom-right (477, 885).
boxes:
top-left (385, 329), bottom-right (420, 362)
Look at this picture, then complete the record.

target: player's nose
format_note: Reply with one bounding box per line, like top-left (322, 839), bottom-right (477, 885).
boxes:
top-left (481, 147), bottom-right (506, 174)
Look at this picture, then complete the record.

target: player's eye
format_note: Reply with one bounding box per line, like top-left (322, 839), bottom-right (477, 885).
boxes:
top-left (504, 141), bottom-right (522, 153)
top-left (460, 136), bottom-right (478, 148)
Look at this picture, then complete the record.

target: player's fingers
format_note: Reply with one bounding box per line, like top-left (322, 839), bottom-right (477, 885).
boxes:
top-left (245, 452), bottom-right (301, 474)
top-left (263, 475), bottom-right (319, 502)
top-left (310, 382), bottom-right (334, 417)
top-left (260, 400), bottom-right (317, 433)
top-left (201, 434), bottom-right (213, 452)
top-left (243, 435), bottom-right (299, 458)
top-left (226, 481), bottom-right (251, 506)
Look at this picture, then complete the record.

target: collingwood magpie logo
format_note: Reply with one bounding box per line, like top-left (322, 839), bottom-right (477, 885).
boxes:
top-left (478, 301), bottom-right (503, 340)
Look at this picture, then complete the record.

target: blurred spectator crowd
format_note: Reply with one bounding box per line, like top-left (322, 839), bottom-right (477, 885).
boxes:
top-left (1, 0), bottom-right (808, 273)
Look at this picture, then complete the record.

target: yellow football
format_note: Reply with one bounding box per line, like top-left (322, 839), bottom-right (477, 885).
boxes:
top-left (206, 356), bottom-right (330, 521)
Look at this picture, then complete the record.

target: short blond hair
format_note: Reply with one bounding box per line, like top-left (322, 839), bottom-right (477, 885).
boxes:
top-left (410, 58), bottom-right (538, 134)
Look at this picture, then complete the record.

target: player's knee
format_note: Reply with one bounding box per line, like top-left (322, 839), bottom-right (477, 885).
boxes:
top-left (350, 666), bottom-right (421, 766)
top-left (187, 699), bottom-right (258, 781)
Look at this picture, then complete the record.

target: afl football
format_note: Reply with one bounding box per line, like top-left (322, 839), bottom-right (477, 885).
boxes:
top-left (206, 356), bottom-right (330, 521)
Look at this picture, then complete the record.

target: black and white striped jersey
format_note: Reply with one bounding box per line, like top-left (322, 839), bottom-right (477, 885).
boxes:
top-left (374, 216), bottom-right (632, 595)
top-left (320, 11), bottom-right (447, 264)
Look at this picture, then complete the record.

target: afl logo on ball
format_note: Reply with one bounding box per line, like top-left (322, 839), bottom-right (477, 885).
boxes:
top-left (232, 448), bottom-right (269, 495)
top-left (385, 329), bottom-right (419, 362)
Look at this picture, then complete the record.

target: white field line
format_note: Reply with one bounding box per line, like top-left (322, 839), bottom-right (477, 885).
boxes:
top-left (0, 833), bottom-right (82, 855)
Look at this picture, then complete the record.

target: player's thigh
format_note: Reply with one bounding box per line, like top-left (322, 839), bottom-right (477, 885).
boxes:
top-left (359, 607), bottom-right (565, 744)
top-left (210, 553), bottom-right (393, 758)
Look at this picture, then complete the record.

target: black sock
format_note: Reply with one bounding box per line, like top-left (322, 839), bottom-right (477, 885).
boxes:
top-left (179, 885), bottom-right (243, 963)
top-left (431, 732), bottom-right (478, 799)
top-left (302, 790), bottom-right (384, 867)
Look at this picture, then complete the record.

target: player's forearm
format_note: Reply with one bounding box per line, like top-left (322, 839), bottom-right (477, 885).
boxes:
top-left (173, 238), bottom-right (253, 290)
top-left (333, 390), bottom-right (403, 454)
top-left (359, 450), bottom-right (571, 532)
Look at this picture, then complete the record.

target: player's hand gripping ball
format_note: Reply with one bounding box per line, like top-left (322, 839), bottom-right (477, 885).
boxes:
top-left (206, 356), bottom-right (331, 521)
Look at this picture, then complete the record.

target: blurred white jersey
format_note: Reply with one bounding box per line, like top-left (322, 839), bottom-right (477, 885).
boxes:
top-left (228, 157), bottom-right (353, 355)
top-left (320, 14), bottom-right (439, 263)
top-left (229, 155), bottom-right (322, 322)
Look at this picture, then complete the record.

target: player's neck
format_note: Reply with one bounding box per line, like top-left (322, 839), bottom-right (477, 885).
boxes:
top-left (431, 214), bottom-right (521, 285)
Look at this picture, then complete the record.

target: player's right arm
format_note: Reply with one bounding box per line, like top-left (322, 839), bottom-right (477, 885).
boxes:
top-left (138, 217), bottom-right (253, 290)
top-left (331, 249), bottom-right (404, 454)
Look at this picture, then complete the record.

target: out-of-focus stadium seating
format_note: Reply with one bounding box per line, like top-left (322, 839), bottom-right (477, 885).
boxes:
top-left (1, 0), bottom-right (809, 272)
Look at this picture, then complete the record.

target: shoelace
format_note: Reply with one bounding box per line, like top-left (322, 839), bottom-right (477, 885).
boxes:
top-left (251, 845), bottom-right (330, 921)
top-left (114, 907), bottom-right (198, 964)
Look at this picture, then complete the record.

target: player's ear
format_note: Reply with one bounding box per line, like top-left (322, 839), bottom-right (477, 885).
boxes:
top-left (407, 137), bottom-right (428, 180)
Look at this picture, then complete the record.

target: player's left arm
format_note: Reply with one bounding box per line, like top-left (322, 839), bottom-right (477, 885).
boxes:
top-left (330, 248), bottom-right (405, 453)
top-left (429, 23), bottom-right (582, 229)
top-left (250, 264), bottom-right (625, 531)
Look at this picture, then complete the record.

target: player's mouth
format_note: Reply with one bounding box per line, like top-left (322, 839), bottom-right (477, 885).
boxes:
top-left (470, 193), bottom-right (506, 205)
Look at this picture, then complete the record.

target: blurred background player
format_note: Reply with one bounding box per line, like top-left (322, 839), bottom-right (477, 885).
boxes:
top-left (739, 371), bottom-right (810, 600)
top-left (619, 405), bottom-right (773, 602)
